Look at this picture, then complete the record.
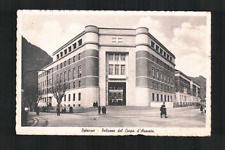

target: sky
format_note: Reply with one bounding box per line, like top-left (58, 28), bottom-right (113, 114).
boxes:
top-left (20, 11), bottom-right (210, 78)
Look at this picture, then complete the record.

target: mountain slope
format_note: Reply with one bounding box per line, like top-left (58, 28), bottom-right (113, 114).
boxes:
top-left (22, 37), bottom-right (53, 108)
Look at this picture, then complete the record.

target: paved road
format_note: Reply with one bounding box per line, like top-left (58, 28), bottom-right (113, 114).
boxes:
top-left (27, 106), bottom-right (206, 127)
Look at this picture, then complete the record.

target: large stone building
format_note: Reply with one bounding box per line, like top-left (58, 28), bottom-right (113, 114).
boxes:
top-left (174, 70), bottom-right (201, 107)
top-left (38, 25), bottom-right (176, 110)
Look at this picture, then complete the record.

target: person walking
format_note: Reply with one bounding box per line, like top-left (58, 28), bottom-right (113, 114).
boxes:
top-left (160, 102), bottom-right (168, 118)
top-left (200, 105), bottom-right (203, 113)
top-left (98, 106), bottom-right (101, 114)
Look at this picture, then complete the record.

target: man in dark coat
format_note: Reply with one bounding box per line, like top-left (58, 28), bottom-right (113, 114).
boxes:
top-left (160, 102), bottom-right (168, 118)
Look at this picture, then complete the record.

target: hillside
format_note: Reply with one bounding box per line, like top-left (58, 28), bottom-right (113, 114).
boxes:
top-left (22, 37), bottom-right (53, 108)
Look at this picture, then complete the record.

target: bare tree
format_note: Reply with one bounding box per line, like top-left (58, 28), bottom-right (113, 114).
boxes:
top-left (52, 81), bottom-right (68, 107)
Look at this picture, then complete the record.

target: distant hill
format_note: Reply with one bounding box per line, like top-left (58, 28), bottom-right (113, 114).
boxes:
top-left (22, 37), bottom-right (53, 108)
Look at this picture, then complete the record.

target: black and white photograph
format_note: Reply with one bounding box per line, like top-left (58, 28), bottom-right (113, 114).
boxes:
top-left (16, 10), bottom-right (211, 136)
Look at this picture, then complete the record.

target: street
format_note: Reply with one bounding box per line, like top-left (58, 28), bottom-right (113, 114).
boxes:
top-left (27, 106), bottom-right (206, 127)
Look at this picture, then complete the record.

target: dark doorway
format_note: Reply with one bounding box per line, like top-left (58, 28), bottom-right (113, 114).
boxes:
top-left (108, 82), bottom-right (126, 106)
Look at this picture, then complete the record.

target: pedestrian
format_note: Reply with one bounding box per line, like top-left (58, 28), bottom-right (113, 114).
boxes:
top-left (57, 104), bottom-right (60, 116)
top-left (200, 105), bottom-right (203, 113)
top-left (98, 106), bottom-right (101, 114)
top-left (36, 106), bottom-right (39, 115)
top-left (160, 102), bottom-right (168, 118)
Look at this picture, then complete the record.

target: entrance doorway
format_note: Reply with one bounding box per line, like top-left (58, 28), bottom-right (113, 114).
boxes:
top-left (108, 82), bottom-right (126, 106)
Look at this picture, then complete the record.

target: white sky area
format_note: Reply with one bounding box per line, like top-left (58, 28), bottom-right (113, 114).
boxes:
top-left (20, 11), bottom-right (210, 78)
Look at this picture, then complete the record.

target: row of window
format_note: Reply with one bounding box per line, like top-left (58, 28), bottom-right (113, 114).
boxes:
top-left (152, 93), bottom-right (172, 102)
top-left (149, 54), bottom-right (174, 73)
top-left (109, 64), bottom-right (125, 75)
top-left (63, 104), bottom-right (81, 108)
top-left (38, 51), bottom-right (83, 79)
top-left (56, 39), bottom-right (82, 60)
top-left (39, 66), bottom-right (82, 88)
top-left (64, 93), bottom-right (81, 101)
top-left (40, 80), bottom-right (82, 94)
top-left (108, 53), bottom-right (126, 61)
top-left (57, 65), bottom-right (82, 82)
top-left (152, 81), bottom-right (173, 93)
top-left (150, 40), bottom-right (173, 62)
top-left (151, 67), bottom-right (173, 85)
top-left (179, 76), bottom-right (190, 86)
top-left (57, 53), bottom-right (81, 70)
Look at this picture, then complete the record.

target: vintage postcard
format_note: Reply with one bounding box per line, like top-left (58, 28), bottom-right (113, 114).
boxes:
top-left (16, 10), bottom-right (211, 136)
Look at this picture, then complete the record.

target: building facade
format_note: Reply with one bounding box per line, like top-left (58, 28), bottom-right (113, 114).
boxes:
top-left (38, 25), bottom-right (176, 110)
top-left (174, 70), bottom-right (201, 107)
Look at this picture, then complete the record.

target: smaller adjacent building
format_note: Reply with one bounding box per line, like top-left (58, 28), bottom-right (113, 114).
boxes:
top-left (174, 70), bottom-right (201, 107)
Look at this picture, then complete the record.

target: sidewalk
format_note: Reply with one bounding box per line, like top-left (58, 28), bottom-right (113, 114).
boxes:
top-left (26, 106), bottom-right (205, 127)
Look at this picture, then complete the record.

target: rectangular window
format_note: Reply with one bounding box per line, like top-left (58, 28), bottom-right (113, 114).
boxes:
top-left (151, 41), bottom-right (155, 48)
top-left (73, 43), bottom-right (77, 49)
top-left (157, 94), bottom-right (159, 101)
top-left (152, 93), bottom-right (154, 101)
top-left (56, 74), bottom-right (59, 82)
top-left (68, 46), bottom-right (71, 52)
top-left (161, 94), bottom-right (163, 101)
top-left (78, 53), bottom-right (81, 60)
top-left (168, 96), bottom-right (170, 102)
top-left (78, 80), bottom-right (81, 87)
top-left (57, 54), bottom-right (59, 59)
top-left (68, 94), bottom-right (70, 101)
top-left (64, 95), bottom-right (66, 101)
top-left (60, 63), bottom-right (62, 68)
top-left (164, 95), bottom-right (166, 101)
top-left (78, 65), bottom-right (81, 78)
top-left (64, 49), bottom-right (67, 55)
top-left (68, 69), bottom-right (71, 81)
top-left (73, 82), bottom-right (76, 88)
top-left (115, 54), bottom-right (119, 60)
top-left (64, 71), bottom-right (67, 82)
top-left (57, 65), bottom-right (58, 70)
top-left (109, 64), bottom-right (113, 75)
top-left (160, 48), bottom-right (163, 54)
top-left (73, 56), bottom-right (76, 62)
top-left (73, 93), bottom-right (75, 101)
top-left (156, 45), bottom-right (159, 51)
top-left (115, 65), bottom-right (119, 75)
top-left (73, 67), bottom-right (76, 79)
top-left (167, 54), bottom-right (169, 59)
top-left (60, 52), bottom-right (63, 57)
top-left (156, 69), bottom-right (159, 79)
top-left (121, 65), bottom-right (125, 75)
top-left (68, 59), bottom-right (71, 65)
top-left (78, 39), bottom-right (82, 46)
top-left (121, 54), bottom-right (126, 60)
top-left (78, 93), bottom-right (81, 101)
top-left (60, 73), bottom-right (63, 83)
top-left (152, 67), bottom-right (155, 77)
top-left (64, 61), bottom-right (66, 67)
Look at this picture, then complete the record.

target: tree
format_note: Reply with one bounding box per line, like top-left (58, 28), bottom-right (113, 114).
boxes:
top-left (52, 81), bottom-right (68, 108)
